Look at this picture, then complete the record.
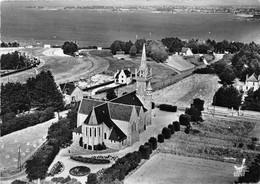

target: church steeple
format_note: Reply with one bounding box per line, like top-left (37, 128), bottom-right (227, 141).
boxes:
top-left (140, 44), bottom-right (147, 70)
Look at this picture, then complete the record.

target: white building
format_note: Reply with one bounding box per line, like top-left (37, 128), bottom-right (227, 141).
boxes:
top-left (181, 47), bottom-right (193, 56)
top-left (59, 82), bottom-right (84, 105)
top-left (114, 69), bottom-right (132, 85)
top-left (44, 44), bottom-right (51, 48)
top-left (243, 73), bottom-right (260, 92)
top-left (73, 44), bottom-right (153, 150)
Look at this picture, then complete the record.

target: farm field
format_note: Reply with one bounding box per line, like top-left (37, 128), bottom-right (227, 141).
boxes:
top-left (152, 74), bottom-right (221, 108)
top-left (125, 153), bottom-right (235, 184)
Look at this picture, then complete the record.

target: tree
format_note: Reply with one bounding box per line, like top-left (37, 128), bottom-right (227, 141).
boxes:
top-left (185, 106), bottom-right (202, 122)
top-left (66, 101), bottom-right (80, 129)
top-left (162, 127), bottom-right (171, 139)
top-left (61, 41), bottom-right (78, 56)
top-left (148, 137), bottom-right (157, 150)
top-left (213, 61), bottom-right (228, 75)
top-left (193, 98), bottom-right (204, 111)
top-left (218, 65), bottom-right (236, 85)
top-left (213, 85), bottom-right (242, 110)
top-left (110, 40), bottom-right (123, 55)
top-left (179, 114), bottom-right (191, 127)
top-left (47, 118), bottom-right (72, 148)
top-left (146, 40), bottom-right (168, 63)
top-left (106, 89), bottom-right (117, 101)
top-left (157, 134), bottom-right (165, 143)
top-left (124, 40), bottom-right (133, 54)
top-left (135, 38), bottom-right (146, 54)
top-left (168, 124), bottom-right (175, 134)
top-left (242, 88), bottom-right (260, 112)
top-left (129, 45), bottom-right (137, 57)
top-left (1, 82), bottom-right (31, 115)
top-left (172, 121), bottom-right (180, 131)
top-left (26, 70), bottom-right (64, 110)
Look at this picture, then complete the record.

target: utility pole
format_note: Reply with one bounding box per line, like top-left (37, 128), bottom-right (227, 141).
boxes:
top-left (17, 146), bottom-right (22, 171)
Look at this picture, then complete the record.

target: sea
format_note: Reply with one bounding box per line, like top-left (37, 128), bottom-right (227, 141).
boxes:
top-left (1, 1), bottom-right (260, 47)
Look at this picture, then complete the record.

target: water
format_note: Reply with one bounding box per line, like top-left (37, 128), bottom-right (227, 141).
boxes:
top-left (1, 1), bottom-right (260, 47)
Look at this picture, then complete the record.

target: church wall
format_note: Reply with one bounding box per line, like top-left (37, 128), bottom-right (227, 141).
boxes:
top-left (127, 108), bottom-right (140, 146)
top-left (72, 132), bottom-right (81, 143)
top-left (82, 124), bottom-right (103, 150)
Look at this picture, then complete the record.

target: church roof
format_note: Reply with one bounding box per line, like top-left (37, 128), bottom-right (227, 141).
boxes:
top-left (79, 91), bottom-right (146, 142)
top-left (109, 124), bottom-right (127, 141)
top-left (110, 91), bottom-right (144, 107)
top-left (108, 102), bottom-right (134, 122)
top-left (78, 99), bottom-right (104, 115)
top-left (247, 73), bottom-right (259, 82)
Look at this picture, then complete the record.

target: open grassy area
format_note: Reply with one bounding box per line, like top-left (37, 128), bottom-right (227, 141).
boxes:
top-left (102, 55), bottom-right (178, 85)
top-left (165, 55), bottom-right (195, 71)
top-left (125, 153), bottom-right (235, 184)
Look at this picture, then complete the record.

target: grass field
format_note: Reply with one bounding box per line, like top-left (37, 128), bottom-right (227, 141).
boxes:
top-left (165, 55), bottom-right (195, 72)
top-left (125, 153), bottom-right (235, 184)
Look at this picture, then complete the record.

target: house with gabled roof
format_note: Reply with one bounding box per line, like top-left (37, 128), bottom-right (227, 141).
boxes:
top-left (114, 69), bottom-right (132, 84)
top-left (181, 47), bottom-right (193, 56)
top-left (243, 73), bottom-right (260, 91)
top-left (59, 82), bottom-right (83, 105)
top-left (73, 44), bottom-right (153, 150)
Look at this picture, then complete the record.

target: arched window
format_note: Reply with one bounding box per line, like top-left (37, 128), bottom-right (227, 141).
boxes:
top-left (104, 133), bottom-right (107, 139)
top-left (86, 127), bottom-right (87, 136)
top-left (90, 128), bottom-right (92, 137)
top-left (95, 128), bottom-right (96, 137)
top-left (99, 127), bottom-right (101, 136)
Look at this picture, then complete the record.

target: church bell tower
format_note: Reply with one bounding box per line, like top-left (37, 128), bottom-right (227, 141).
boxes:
top-left (135, 44), bottom-right (152, 126)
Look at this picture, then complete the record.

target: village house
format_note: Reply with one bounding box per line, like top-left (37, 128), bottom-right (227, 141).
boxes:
top-left (59, 82), bottom-right (84, 105)
top-left (243, 73), bottom-right (260, 91)
top-left (114, 69), bottom-right (132, 85)
top-left (73, 44), bottom-right (153, 150)
top-left (181, 47), bottom-right (193, 56)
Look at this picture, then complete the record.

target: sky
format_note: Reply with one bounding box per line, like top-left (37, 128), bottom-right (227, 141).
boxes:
top-left (2, 0), bottom-right (260, 7)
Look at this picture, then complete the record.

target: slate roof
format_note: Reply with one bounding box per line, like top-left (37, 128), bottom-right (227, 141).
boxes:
top-left (59, 82), bottom-right (76, 95)
top-left (108, 102), bottom-right (133, 122)
top-left (247, 73), bottom-right (259, 82)
top-left (78, 99), bottom-right (104, 115)
top-left (111, 91), bottom-right (144, 107)
top-left (109, 124), bottom-right (127, 141)
top-left (79, 91), bottom-right (146, 142)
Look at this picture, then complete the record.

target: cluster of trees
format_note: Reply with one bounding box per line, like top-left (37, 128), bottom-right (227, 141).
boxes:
top-left (158, 121), bottom-right (180, 143)
top-left (25, 106), bottom-right (78, 181)
top-left (0, 107), bottom-right (54, 136)
top-left (1, 41), bottom-right (20, 47)
top-left (70, 156), bottom-right (110, 164)
top-left (110, 38), bottom-right (168, 62)
top-left (1, 70), bottom-right (64, 116)
top-left (1, 51), bottom-right (28, 70)
top-left (161, 37), bottom-right (245, 54)
top-left (99, 151), bottom-right (141, 183)
top-left (185, 98), bottom-right (205, 122)
top-left (242, 88), bottom-right (260, 112)
top-left (61, 41), bottom-right (78, 56)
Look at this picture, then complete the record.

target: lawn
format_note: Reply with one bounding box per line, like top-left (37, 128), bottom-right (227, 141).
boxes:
top-left (125, 153), bottom-right (235, 184)
top-left (165, 55), bottom-right (195, 72)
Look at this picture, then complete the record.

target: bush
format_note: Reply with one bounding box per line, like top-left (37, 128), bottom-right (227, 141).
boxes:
top-left (179, 114), bottom-right (191, 127)
top-left (86, 173), bottom-right (98, 184)
top-left (185, 106), bottom-right (201, 122)
top-left (139, 145), bottom-right (151, 159)
top-left (159, 104), bottom-right (177, 112)
top-left (184, 127), bottom-right (190, 134)
top-left (94, 143), bottom-right (106, 151)
top-left (168, 124), bottom-right (175, 134)
top-left (11, 180), bottom-right (27, 184)
top-left (162, 127), bottom-right (171, 139)
top-left (70, 156), bottom-right (110, 164)
top-left (158, 134), bottom-right (165, 143)
top-left (148, 137), bottom-right (157, 150)
top-left (144, 142), bottom-right (153, 154)
top-left (172, 121), bottom-right (180, 131)
top-left (69, 166), bottom-right (90, 176)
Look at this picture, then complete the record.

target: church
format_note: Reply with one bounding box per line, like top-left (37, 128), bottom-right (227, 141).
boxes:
top-left (73, 44), bottom-right (153, 150)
